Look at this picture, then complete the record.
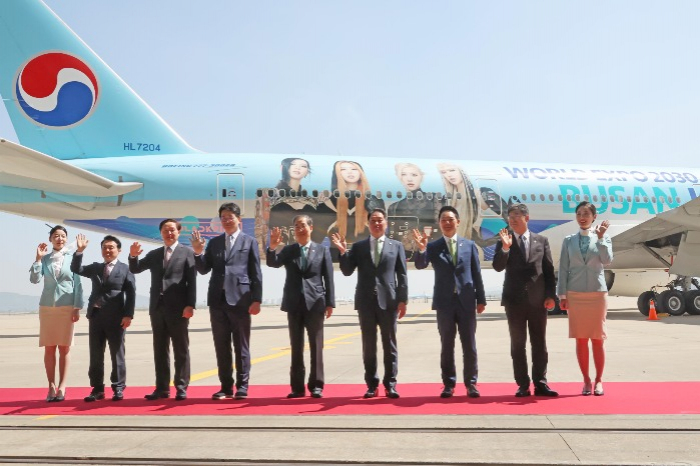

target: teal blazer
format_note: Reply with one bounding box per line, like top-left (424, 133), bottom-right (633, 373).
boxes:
top-left (557, 233), bottom-right (612, 296)
top-left (30, 251), bottom-right (84, 308)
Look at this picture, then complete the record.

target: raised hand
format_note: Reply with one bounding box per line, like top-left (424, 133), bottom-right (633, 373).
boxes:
top-left (35, 243), bottom-right (49, 262)
top-left (76, 233), bottom-right (89, 252)
top-left (498, 228), bottom-right (512, 248)
top-left (595, 220), bottom-right (610, 239)
top-left (269, 227), bottom-right (283, 250)
top-left (330, 233), bottom-right (347, 254)
top-left (191, 230), bottom-right (205, 255)
top-left (129, 242), bottom-right (143, 257)
top-left (411, 228), bottom-right (428, 252)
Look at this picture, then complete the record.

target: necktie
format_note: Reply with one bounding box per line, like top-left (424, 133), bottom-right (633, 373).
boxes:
top-left (164, 246), bottom-right (172, 267)
top-left (103, 262), bottom-right (112, 281)
top-left (519, 235), bottom-right (527, 261)
top-left (449, 238), bottom-right (457, 265)
top-left (374, 238), bottom-right (382, 266)
top-left (301, 245), bottom-right (308, 270)
top-left (580, 235), bottom-right (590, 256)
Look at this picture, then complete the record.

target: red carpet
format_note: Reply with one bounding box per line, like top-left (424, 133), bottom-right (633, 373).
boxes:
top-left (1, 383), bottom-right (698, 416)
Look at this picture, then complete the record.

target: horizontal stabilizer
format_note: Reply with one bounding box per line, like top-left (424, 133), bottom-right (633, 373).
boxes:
top-left (0, 138), bottom-right (142, 197)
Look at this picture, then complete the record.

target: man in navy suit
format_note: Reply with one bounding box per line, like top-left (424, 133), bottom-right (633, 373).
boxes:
top-left (191, 202), bottom-right (262, 400)
top-left (71, 234), bottom-right (136, 402)
top-left (332, 208), bottom-right (408, 399)
top-left (267, 214), bottom-right (335, 399)
top-left (129, 219), bottom-right (197, 401)
top-left (493, 203), bottom-right (558, 397)
top-left (413, 205), bottom-right (486, 398)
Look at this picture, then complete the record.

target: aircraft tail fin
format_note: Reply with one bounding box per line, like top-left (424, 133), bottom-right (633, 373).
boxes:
top-left (0, 0), bottom-right (196, 160)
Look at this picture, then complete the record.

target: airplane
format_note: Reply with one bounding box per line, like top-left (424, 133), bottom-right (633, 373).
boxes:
top-left (1, 0), bottom-right (700, 317)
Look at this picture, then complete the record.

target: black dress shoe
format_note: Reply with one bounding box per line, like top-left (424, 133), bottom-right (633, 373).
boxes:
top-left (440, 386), bottom-right (454, 398)
top-left (310, 388), bottom-right (323, 398)
top-left (175, 391), bottom-right (187, 401)
top-left (84, 392), bottom-right (105, 402)
top-left (534, 384), bottom-right (559, 397)
top-left (111, 390), bottom-right (124, 401)
top-left (287, 391), bottom-right (305, 399)
top-left (144, 391), bottom-right (170, 400)
top-left (211, 390), bottom-right (234, 400)
top-left (363, 388), bottom-right (377, 399)
top-left (385, 387), bottom-right (400, 399)
top-left (467, 384), bottom-right (480, 398)
top-left (515, 386), bottom-right (531, 397)
top-left (234, 389), bottom-right (248, 400)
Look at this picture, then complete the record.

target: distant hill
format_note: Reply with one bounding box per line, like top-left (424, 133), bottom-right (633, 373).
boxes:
top-left (0, 292), bottom-right (150, 313)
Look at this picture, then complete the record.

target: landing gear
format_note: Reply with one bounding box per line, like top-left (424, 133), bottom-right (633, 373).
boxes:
top-left (636, 276), bottom-right (700, 316)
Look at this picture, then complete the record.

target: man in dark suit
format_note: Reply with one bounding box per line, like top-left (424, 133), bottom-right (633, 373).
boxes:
top-left (129, 219), bottom-right (196, 401)
top-left (266, 214), bottom-right (335, 399)
top-left (71, 234), bottom-right (136, 402)
top-left (191, 202), bottom-right (262, 400)
top-left (413, 205), bottom-right (486, 398)
top-left (493, 203), bottom-right (558, 397)
top-left (332, 208), bottom-right (407, 399)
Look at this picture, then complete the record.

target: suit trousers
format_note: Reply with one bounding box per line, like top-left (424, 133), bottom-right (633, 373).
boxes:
top-left (436, 293), bottom-right (478, 387)
top-left (88, 308), bottom-right (126, 391)
top-left (210, 293), bottom-right (251, 391)
top-left (287, 303), bottom-right (325, 393)
top-left (504, 302), bottom-right (548, 387)
top-left (358, 296), bottom-right (398, 389)
top-left (149, 298), bottom-right (190, 393)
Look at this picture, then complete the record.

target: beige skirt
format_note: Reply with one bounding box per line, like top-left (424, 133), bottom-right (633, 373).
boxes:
top-left (567, 291), bottom-right (607, 340)
top-left (39, 305), bottom-right (76, 347)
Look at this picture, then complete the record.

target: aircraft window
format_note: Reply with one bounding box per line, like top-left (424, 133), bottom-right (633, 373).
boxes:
top-left (566, 195), bottom-right (571, 201)
top-left (436, 192), bottom-right (443, 200)
top-left (659, 197), bottom-right (664, 204)
top-left (278, 189), bottom-right (286, 197)
top-left (396, 191), bottom-right (403, 199)
top-left (383, 191), bottom-right (390, 199)
top-left (427, 193), bottom-right (434, 200)
top-left (593, 195), bottom-right (598, 202)
top-left (667, 196), bottom-right (672, 204)
top-left (626, 196), bottom-right (631, 202)
top-left (267, 189), bottom-right (275, 197)
top-left (583, 195), bottom-right (589, 201)
top-left (530, 194), bottom-right (536, 201)
top-left (676, 197), bottom-right (681, 203)
top-left (558, 195), bottom-right (563, 201)
top-left (634, 196), bottom-right (640, 202)
top-left (539, 194), bottom-right (545, 201)
top-left (651, 197), bottom-right (656, 203)
top-left (289, 190), bottom-right (297, 198)
top-left (548, 194), bottom-right (554, 201)
top-left (601, 195), bottom-right (607, 202)
top-left (406, 192), bottom-right (414, 200)
top-left (416, 191), bottom-right (424, 200)
top-left (363, 191), bottom-right (370, 198)
top-left (333, 190), bottom-right (340, 199)
top-left (455, 193), bottom-right (462, 199)
top-left (575, 195), bottom-right (581, 201)
top-left (445, 193), bottom-right (453, 200)
top-left (312, 190), bottom-right (319, 197)
top-left (522, 194), bottom-right (527, 200)
top-left (256, 189), bottom-right (263, 197)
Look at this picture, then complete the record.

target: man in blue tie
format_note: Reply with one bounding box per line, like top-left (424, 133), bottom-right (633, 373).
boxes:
top-left (413, 206), bottom-right (486, 398)
top-left (493, 203), bottom-right (558, 398)
top-left (267, 215), bottom-right (335, 399)
top-left (192, 202), bottom-right (262, 400)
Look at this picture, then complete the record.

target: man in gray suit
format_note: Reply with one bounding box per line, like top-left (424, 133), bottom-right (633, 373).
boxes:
top-left (493, 203), bottom-right (558, 398)
top-left (192, 202), bottom-right (262, 400)
top-left (332, 208), bottom-right (407, 399)
top-left (71, 234), bottom-right (136, 402)
top-left (129, 219), bottom-right (197, 401)
top-left (267, 215), bottom-right (335, 399)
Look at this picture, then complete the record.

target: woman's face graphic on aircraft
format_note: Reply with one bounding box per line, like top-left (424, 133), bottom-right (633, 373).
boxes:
top-left (400, 167), bottom-right (423, 191)
top-left (339, 162), bottom-right (361, 184)
top-left (439, 166), bottom-right (462, 186)
top-left (288, 159), bottom-right (309, 180)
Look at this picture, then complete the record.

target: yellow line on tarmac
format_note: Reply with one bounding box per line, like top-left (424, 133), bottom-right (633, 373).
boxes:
top-left (35, 415), bottom-right (57, 420)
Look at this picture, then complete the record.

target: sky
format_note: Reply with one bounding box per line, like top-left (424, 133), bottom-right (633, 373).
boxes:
top-left (2, 0), bottom-right (700, 302)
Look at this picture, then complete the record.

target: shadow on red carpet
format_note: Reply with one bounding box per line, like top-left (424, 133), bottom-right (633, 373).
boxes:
top-left (1, 382), bottom-right (698, 416)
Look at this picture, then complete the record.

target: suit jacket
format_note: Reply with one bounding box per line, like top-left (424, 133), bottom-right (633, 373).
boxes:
top-left (557, 233), bottom-right (613, 296)
top-left (195, 232), bottom-right (262, 308)
top-left (415, 236), bottom-right (486, 311)
top-left (493, 231), bottom-right (556, 308)
top-left (71, 254), bottom-right (136, 319)
top-left (266, 242), bottom-right (335, 313)
top-left (128, 244), bottom-right (197, 314)
top-left (339, 237), bottom-right (408, 311)
top-left (30, 251), bottom-right (84, 309)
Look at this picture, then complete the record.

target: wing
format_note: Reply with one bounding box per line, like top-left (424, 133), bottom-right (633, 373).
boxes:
top-left (0, 139), bottom-right (142, 197)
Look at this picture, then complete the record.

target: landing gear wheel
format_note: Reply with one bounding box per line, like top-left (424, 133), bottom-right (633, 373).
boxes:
top-left (658, 289), bottom-right (686, 316)
top-left (684, 290), bottom-right (700, 315)
top-left (636, 291), bottom-right (656, 317)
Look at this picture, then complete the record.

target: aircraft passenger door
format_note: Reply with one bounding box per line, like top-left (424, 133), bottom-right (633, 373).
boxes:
top-left (217, 174), bottom-right (245, 214)
top-left (473, 177), bottom-right (506, 220)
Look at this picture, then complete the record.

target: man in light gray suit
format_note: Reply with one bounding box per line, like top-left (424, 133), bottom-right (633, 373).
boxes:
top-left (332, 208), bottom-right (407, 399)
top-left (192, 202), bottom-right (262, 400)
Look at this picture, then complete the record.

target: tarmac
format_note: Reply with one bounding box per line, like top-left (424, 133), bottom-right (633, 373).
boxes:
top-left (1, 296), bottom-right (699, 465)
